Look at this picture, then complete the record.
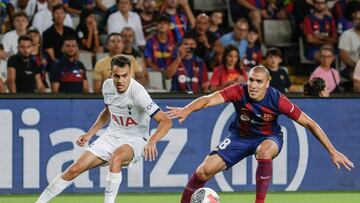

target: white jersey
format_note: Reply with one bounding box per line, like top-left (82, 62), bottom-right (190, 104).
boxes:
top-left (102, 78), bottom-right (160, 137)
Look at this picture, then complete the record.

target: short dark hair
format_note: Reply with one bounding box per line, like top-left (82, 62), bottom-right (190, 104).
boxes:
top-left (111, 55), bottom-right (131, 70)
top-left (107, 32), bottom-right (122, 43)
top-left (62, 36), bottom-right (78, 46)
top-left (156, 14), bottom-right (170, 23)
top-left (12, 11), bottom-right (28, 23)
top-left (18, 35), bottom-right (32, 44)
top-left (52, 4), bottom-right (65, 13)
top-left (303, 77), bottom-right (327, 97)
top-left (182, 32), bottom-right (197, 43)
top-left (266, 47), bottom-right (282, 58)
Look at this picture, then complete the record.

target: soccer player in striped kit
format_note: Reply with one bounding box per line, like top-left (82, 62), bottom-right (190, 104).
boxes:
top-left (167, 65), bottom-right (354, 203)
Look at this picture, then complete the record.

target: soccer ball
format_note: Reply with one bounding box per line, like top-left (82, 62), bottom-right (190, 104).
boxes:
top-left (190, 187), bottom-right (220, 203)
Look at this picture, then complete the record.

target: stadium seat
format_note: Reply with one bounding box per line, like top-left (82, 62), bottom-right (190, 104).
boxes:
top-left (298, 37), bottom-right (315, 64)
top-left (79, 52), bottom-right (93, 71)
top-left (148, 71), bottom-right (167, 92)
top-left (263, 20), bottom-right (295, 47)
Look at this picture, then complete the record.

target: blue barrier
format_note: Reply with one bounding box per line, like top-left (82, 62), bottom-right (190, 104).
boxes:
top-left (0, 98), bottom-right (359, 194)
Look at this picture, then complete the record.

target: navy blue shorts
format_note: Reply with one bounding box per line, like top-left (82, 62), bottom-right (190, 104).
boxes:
top-left (210, 133), bottom-right (283, 169)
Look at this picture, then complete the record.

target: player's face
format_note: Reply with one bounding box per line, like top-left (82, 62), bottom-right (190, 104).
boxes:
top-left (247, 70), bottom-right (270, 101)
top-left (112, 64), bottom-right (131, 93)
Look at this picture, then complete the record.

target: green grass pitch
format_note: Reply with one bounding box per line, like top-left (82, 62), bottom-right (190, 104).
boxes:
top-left (0, 191), bottom-right (359, 203)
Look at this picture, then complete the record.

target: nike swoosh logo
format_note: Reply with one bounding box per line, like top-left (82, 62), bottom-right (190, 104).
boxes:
top-left (260, 176), bottom-right (271, 180)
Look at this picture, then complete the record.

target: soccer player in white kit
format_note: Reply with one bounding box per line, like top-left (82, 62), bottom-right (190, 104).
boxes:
top-left (35, 55), bottom-right (172, 203)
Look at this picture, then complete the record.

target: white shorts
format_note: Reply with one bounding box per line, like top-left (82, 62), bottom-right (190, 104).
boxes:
top-left (86, 131), bottom-right (147, 166)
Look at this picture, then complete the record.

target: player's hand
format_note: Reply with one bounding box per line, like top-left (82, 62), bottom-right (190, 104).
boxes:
top-left (144, 140), bottom-right (158, 161)
top-left (165, 106), bottom-right (188, 124)
top-left (76, 134), bottom-right (91, 147)
top-left (330, 150), bottom-right (354, 171)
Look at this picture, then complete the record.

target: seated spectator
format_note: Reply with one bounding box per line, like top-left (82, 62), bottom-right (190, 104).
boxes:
top-left (32, 0), bottom-right (73, 34)
top-left (338, 9), bottom-right (360, 81)
top-left (1, 11), bottom-right (29, 58)
top-left (144, 14), bottom-right (176, 72)
top-left (63, 0), bottom-right (94, 16)
top-left (309, 45), bottom-right (340, 93)
top-left (265, 47), bottom-right (292, 93)
top-left (7, 35), bottom-right (45, 93)
top-left (24, 0), bottom-right (48, 21)
top-left (303, 77), bottom-right (329, 97)
top-left (0, 44), bottom-right (6, 93)
top-left (107, 0), bottom-right (146, 48)
top-left (50, 36), bottom-right (89, 93)
top-left (210, 44), bottom-right (248, 92)
top-left (214, 18), bottom-right (249, 65)
top-left (121, 26), bottom-right (149, 86)
top-left (161, 0), bottom-right (195, 43)
top-left (76, 9), bottom-right (103, 53)
top-left (27, 27), bottom-right (51, 88)
top-left (303, 0), bottom-right (337, 61)
top-left (188, 13), bottom-right (217, 71)
top-left (165, 33), bottom-right (209, 93)
top-left (139, 0), bottom-right (159, 39)
top-left (332, 0), bottom-right (359, 34)
top-left (353, 60), bottom-right (360, 92)
top-left (243, 26), bottom-right (262, 72)
top-left (208, 10), bottom-right (225, 40)
top-left (42, 4), bottom-right (78, 61)
top-left (93, 33), bottom-right (144, 92)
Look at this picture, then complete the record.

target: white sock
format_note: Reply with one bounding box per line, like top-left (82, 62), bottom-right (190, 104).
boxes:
top-left (104, 171), bottom-right (122, 203)
top-left (35, 174), bottom-right (73, 203)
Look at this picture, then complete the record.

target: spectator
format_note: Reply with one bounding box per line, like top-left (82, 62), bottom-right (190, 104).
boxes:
top-left (0, 44), bottom-right (6, 93)
top-left (1, 11), bottom-right (29, 58)
top-left (107, 0), bottom-right (146, 48)
top-left (303, 0), bottom-right (337, 61)
top-left (92, 33), bottom-right (144, 92)
top-left (121, 26), bottom-right (149, 86)
top-left (188, 13), bottom-right (217, 71)
top-left (144, 14), bottom-right (176, 72)
top-left (332, 0), bottom-right (359, 34)
top-left (24, 0), bottom-right (48, 21)
top-left (76, 9), bottom-right (103, 53)
top-left (209, 44), bottom-right (248, 92)
top-left (208, 10), bottom-right (225, 40)
top-left (42, 4), bottom-right (78, 61)
top-left (309, 45), bottom-right (340, 93)
top-left (95, 0), bottom-right (116, 14)
top-left (338, 9), bottom-right (360, 81)
top-left (161, 0), bottom-right (195, 43)
top-left (353, 60), bottom-right (360, 92)
top-left (243, 26), bottom-right (262, 72)
top-left (50, 36), bottom-right (89, 93)
top-left (32, 0), bottom-right (73, 34)
top-left (214, 18), bottom-right (249, 64)
top-left (7, 35), bottom-right (45, 93)
top-left (165, 33), bottom-right (209, 93)
top-left (63, 0), bottom-right (94, 16)
top-left (27, 26), bottom-right (51, 89)
top-left (265, 47), bottom-right (292, 93)
top-left (139, 0), bottom-right (159, 39)
top-left (303, 77), bottom-right (329, 97)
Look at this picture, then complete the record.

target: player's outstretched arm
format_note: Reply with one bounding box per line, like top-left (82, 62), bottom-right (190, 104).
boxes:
top-left (166, 91), bottom-right (225, 124)
top-left (296, 112), bottom-right (355, 171)
top-left (144, 110), bottom-right (172, 161)
top-left (76, 106), bottom-right (111, 147)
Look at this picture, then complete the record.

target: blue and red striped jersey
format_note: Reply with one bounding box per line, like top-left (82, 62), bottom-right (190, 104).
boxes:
top-left (220, 84), bottom-right (302, 136)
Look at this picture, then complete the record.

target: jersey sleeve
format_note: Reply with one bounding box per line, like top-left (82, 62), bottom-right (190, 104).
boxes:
top-left (102, 80), bottom-right (111, 106)
top-left (219, 84), bottom-right (244, 102)
top-left (134, 84), bottom-right (160, 117)
top-left (278, 94), bottom-right (302, 121)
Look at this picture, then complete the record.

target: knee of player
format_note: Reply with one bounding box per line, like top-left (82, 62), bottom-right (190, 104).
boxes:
top-left (109, 154), bottom-right (125, 166)
top-left (256, 150), bottom-right (274, 159)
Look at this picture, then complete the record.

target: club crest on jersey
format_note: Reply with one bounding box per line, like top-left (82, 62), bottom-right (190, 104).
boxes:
top-left (112, 114), bottom-right (138, 127)
top-left (127, 104), bottom-right (133, 115)
top-left (262, 113), bottom-right (275, 121)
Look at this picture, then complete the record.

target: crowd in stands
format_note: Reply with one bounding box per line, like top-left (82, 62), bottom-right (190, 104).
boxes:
top-left (0, 0), bottom-right (359, 95)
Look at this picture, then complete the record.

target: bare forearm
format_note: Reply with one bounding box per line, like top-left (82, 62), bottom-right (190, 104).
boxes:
top-left (340, 51), bottom-right (356, 68)
top-left (7, 81), bottom-right (16, 93)
top-left (164, 57), bottom-right (181, 79)
top-left (306, 119), bottom-right (336, 155)
top-left (149, 118), bottom-right (172, 142)
top-left (184, 95), bottom-right (212, 115)
top-left (87, 107), bottom-right (110, 136)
